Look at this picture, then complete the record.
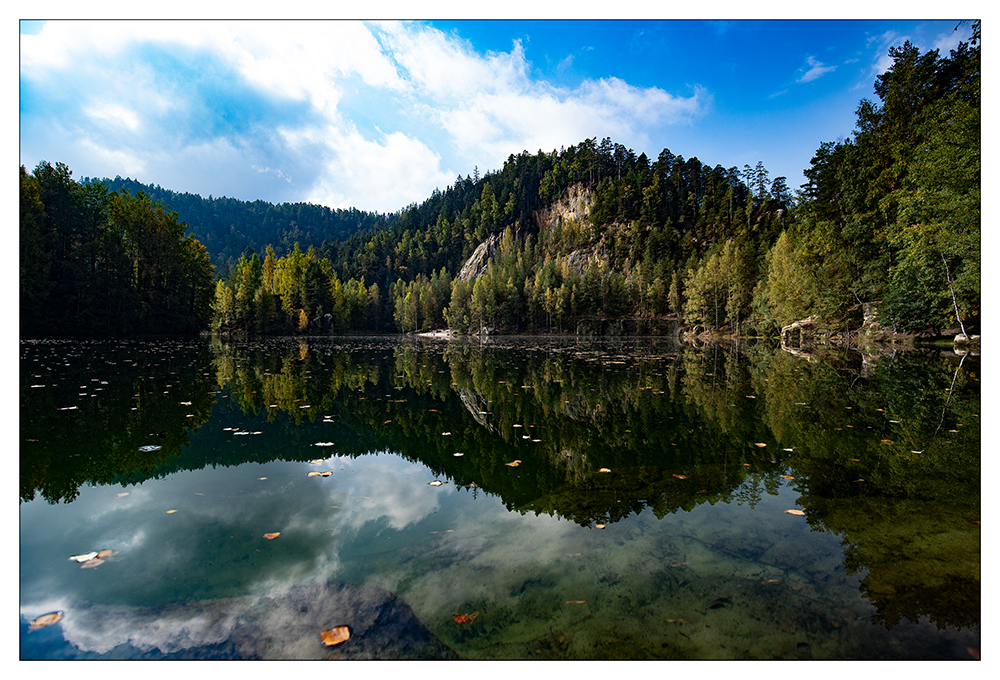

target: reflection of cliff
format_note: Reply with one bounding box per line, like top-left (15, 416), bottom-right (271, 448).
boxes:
top-left (457, 387), bottom-right (494, 432)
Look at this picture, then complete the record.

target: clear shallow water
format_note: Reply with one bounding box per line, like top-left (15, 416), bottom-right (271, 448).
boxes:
top-left (20, 336), bottom-right (980, 660)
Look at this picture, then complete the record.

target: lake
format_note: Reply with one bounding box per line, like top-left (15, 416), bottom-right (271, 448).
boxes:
top-left (19, 336), bottom-right (980, 660)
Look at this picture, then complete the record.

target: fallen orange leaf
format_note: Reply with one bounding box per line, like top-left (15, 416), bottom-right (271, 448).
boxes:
top-left (784, 509), bottom-right (806, 516)
top-left (264, 532), bottom-right (280, 540)
top-left (320, 625), bottom-right (351, 646)
top-left (29, 612), bottom-right (63, 629)
top-left (672, 474), bottom-right (687, 479)
top-left (453, 609), bottom-right (481, 624)
top-left (598, 468), bottom-right (611, 473)
top-left (505, 460), bottom-right (522, 467)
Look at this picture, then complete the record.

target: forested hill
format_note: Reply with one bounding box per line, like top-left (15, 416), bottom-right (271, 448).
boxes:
top-left (21, 25), bottom-right (978, 341)
top-left (80, 176), bottom-right (387, 278)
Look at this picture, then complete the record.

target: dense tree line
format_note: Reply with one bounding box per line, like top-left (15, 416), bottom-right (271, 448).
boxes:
top-left (758, 24), bottom-right (980, 334)
top-left (20, 162), bottom-right (215, 336)
top-left (83, 176), bottom-right (387, 279)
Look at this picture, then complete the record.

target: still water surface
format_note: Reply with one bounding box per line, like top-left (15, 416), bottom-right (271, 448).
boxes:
top-left (19, 336), bottom-right (980, 659)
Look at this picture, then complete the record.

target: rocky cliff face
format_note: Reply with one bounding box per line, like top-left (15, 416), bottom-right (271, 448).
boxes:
top-left (533, 182), bottom-right (593, 230)
top-left (458, 183), bottom-right (601, 283)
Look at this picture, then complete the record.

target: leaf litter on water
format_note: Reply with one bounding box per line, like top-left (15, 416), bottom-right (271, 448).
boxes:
top-left (319, 625), bottom-right (351, 646)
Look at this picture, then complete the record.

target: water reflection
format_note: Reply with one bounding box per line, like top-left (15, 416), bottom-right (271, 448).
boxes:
top-left (20, 336), bottom-right (980, 658)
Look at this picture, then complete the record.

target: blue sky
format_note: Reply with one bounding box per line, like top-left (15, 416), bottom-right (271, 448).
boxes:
top-left (19, 15), bottom-right (977, 213)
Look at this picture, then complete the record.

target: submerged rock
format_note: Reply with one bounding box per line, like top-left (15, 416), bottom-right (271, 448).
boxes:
top-left (35, 581), bottom-right (458, 660)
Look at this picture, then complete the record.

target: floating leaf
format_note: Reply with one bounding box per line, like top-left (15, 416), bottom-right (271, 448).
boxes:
top-left (138, 445), bottom-right (161, 452)
top-left (565, 600), bottom-right (587, 605)
top-left (264, 532), bottom-right (280, 540)
top-left (428, 480), bottom-right (443, 486)
top-left (166, 509), bottom-right (178, 514)
top-left (320, 625), bottom-right (351, 646)
top-left (307, 471), bottom-right (322, 477)
top-left (383, 420), bottom-right (392, 424)
top-left (598, 467), bottom-right (611, 473)
top-left (784, 509), bottom-right (806, 516)
top-left (80, 557), bottom-right (105, 569)
top-left (452, 610), bottom-right (481, 624)
top-left (29, 612), bottom-right (63, 629)
top-left (595, 523), bottom-right (606, 529)
top-left (442, 432), bottom-right (452, 436)
top-left (314, 442), bottom-right (335, 447)
top-left (780, 475), bottom-right (794, 480)
top-left (672, 473), bottom-right (687, 479)
top-left (453, 452), bottom-right (464, 457)
top-left (116, 492), bottom-right (130, 497)
top-left (881, 439), bottom-right (895, 445)
top-left (762, 579), bottom-right (781, 584)
top-left (783, 448), bottom-right (794, 452)
top-left (69, 552), bottom-right (98, 563)
top-left (505, 460), bottom-right (522, 467)
top-left (754, 443), bottom-right (767, 448)
top-left (309, 459), bottom-right (325, 464)
top-left (95, 549), bottom-right (115, 559)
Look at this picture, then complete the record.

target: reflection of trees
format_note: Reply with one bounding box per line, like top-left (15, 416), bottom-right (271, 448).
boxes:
top-left (19, 340), bottom-right (216, 503)
top-left (758, 347), bottom-right (980, 633)
top-left (27, 337), bottom-right (978, 633)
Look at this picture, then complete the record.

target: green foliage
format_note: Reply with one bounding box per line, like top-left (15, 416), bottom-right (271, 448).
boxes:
top-left (20, 162), bottom-right (214, 336)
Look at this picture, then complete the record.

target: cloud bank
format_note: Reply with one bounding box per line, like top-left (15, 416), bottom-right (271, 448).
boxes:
top-left (20, 20), bottom-right (709, 212)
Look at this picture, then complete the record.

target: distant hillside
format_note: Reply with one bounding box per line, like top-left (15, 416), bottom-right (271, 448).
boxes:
top-left (81, 176), bottom-right (388, 278)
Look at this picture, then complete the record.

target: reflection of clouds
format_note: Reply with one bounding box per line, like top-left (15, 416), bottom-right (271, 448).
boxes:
top-left (244, 453), bottom-right (444, 597)
top-left (324, 454), bottom-right (443, 532)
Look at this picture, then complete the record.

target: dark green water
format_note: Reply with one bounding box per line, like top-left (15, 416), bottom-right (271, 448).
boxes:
top-left (19, 336), bottom-right (980, 660)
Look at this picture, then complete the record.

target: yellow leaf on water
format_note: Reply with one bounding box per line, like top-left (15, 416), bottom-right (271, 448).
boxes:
top-left (80, 557), bottom-right (105, 569)
top-left (116, 492), bottom-right (130, 497)
top-left (754, 443), bottom-right (767, 447)
top-left (595, 523), bottom-right (606, 529)
top-left (69, 552), bottom-right (98, 562)
top-left (29, 612), bottom-right (63, 629)
top-left (264, 532), bottom-right (280, 540)
top-left (672, 474), bottom-right (687, 479)
top-left (784, 509), bottom-right (806, 516)
top-left (166, 509), bottom-right (178, 514)
top-left (881, 439), bottom-right (895, 445)
top-left (428, 480), bottom-right (443, 486)
top-left (95, 549), bottom-right (115, 559)
top-left (307, 471), bottom-right (322, 477)
top-left (780, 475), bottom-right (794, 480)
top-left (320, 625), bottom-right (351, 646)
top-left (505, 460), bottom-right (521, 467)
top-left (599, 468), bottom-right (611, 473)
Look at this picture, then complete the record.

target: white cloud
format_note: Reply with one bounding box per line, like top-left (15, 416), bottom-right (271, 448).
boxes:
top-left (797, 56), bottom-right (837, 83)
top-left (21, 19), bottom-right (711, 212)
top-left (84, 103), bottom-right (140, 131)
